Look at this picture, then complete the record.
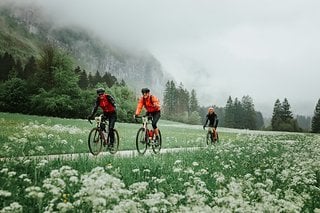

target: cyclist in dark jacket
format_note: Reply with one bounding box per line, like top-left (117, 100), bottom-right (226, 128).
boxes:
top-left (88, 88), bottom-right (117, 145)
top-left (203, 106), bottom-right (219, 140)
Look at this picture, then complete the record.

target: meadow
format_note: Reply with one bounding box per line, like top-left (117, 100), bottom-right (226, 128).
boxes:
top-left (0, 112), bottom-right (320, 212)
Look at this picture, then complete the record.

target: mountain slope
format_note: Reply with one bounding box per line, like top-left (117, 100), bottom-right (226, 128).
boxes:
top-left (0, 2), bottom-right (169, 96)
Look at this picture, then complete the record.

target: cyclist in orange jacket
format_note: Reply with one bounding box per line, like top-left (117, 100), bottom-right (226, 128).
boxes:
top-left (134, 88), bottom-right (161, 140)
top-left (88, 88), bottom-right (117, 146)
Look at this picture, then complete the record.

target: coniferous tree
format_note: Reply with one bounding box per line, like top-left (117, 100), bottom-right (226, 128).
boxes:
top-left (13, 59), bottom-right (23, 79)
top-left (224, 96), bottom-right (234, 128)
top-left (281, 98), bottom-right (293, 121)
top-left (102, 72), bottom-right (117, 88)
top-left (189, 89), bottom-right (199, 113)
top-left (271, 98), bottom-right (300, 132)
top-left (176, 83), bottom-right (189, 114)
top-left (234, 98), bottom-right (243, 128)
top-left (271, 99), bottom-right (282, 130)
top-left (93, 70), bottom-right (102, 86)
top-left (241, 95), bottom-right (257, 129)
top-left (36, 44), bottom-right (56, 90)
top-left (88, 72), bottom-right (94, 88)
top-left (311, 99), bottom-right (320, 133)
top-left (78, 70), bottom-right (89, 89)
top-left (163, 80), bottom-right (176, 117)
top-left (23, 56), bottom-right (37, 81)
top-left (0, 52), bottom-right (15, 81)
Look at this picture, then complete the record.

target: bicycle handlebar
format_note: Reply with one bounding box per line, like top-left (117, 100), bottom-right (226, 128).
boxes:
top-left (203, 126), bottom-right (217, 130)
top-left (134, 115), bottom-right (153, 124)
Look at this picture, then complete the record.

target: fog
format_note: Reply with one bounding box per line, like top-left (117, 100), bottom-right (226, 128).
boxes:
top-left (11, 0), bottom-right (320, 117)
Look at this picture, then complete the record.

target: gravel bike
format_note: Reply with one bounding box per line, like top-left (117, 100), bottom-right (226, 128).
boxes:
top-left (135, 115), bottom-right (162, 154)
top-left (88, 114), bottom-right (119, 155)
top-left (205, 126), bottom-right (219, 145)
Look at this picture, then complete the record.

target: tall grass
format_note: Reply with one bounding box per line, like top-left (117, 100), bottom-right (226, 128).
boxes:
top-left (0, 112), bottom-right (232, 158)
top-left (0, 112), bottom-right (319, 212)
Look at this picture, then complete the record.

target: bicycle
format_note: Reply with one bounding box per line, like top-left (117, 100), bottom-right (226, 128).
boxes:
top-left (88, 114), bottom-right (119, 155)
top-left (135, 115), bottom-right (162, 155)
top-left (205, 126), bottom-right (219, 145)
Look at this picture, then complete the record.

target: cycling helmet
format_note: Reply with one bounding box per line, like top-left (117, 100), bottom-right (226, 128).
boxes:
top-left (141, 88), bottom-right (150, 94)
top-left (96, 88), bottom-right (105, 95)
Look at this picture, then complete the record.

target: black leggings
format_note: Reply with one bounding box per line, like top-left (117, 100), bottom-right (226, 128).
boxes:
top-left (103, 111), bottom-right (117, 141)
top-left (146, 111), bottom-right (161, 129)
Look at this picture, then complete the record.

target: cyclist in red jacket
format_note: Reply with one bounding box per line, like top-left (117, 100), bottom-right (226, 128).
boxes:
top-left (88, 88), bottom-right (117, 146)
top-left (134, 88), bottom-right (161, 140)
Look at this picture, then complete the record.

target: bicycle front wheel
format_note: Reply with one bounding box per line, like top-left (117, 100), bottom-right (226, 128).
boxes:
top-left (136, 127), bottom-right (148, 155)
top-left (206, 131), bottom-right (213, 145)
top-left (152, 129), bottom-right (162, 154)
top-left (88, 128), bottom-right (103, 155)
top-left (107, 129), bottom-right (119, 154)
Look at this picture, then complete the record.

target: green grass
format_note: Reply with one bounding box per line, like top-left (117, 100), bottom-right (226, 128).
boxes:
top-left (0, 112), bottom-right (319, 212)
top-left (0, 112), bottom-right (234, 158)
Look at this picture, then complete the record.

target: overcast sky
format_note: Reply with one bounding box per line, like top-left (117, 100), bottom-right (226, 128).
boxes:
top-left (30, 0), bottom-right (320, 117)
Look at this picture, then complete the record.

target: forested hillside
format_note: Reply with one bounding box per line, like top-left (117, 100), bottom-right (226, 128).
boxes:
top-left (0, 2), bottom-right (168, 96)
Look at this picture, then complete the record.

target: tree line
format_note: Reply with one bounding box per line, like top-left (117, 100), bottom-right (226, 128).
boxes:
top-left (0, 45), bottom-right (137, 122)
top-left (1, 45), bottom-right (320, 133)
top-left (270, 98), bottom-right (320, 133)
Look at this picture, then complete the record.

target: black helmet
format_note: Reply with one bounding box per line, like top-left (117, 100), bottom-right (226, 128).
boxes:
top-left (96, 88), bottom-right (105, 95)
top-left (141, 88), bottom-right (150, 94)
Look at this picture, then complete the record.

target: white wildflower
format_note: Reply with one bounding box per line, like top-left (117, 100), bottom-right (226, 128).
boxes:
top-left (192, 162), bottom-right (199, 167)
top-left (0, 190), bottom-right (12, 197)
top-left (56, 202), bottom-right (74, 213)
top-left (132, 168), bottom-right (140, 173)
top-left (129, 182), bottom-right (149, 194)
top-left (8, 171), bottom-right (16, 177)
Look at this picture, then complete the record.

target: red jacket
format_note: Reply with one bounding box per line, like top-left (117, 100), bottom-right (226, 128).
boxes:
top-left (91, 94), bottom-right (116, 115)
top-left (99, 94), bottom-right (116, 112)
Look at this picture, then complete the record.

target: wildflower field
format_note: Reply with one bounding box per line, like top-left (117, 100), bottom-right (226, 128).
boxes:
top-left (0, 112), bottom-right (320, 212)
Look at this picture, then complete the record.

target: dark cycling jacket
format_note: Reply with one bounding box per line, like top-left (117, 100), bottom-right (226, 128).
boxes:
top-left (204, 113), bottom-right (219, 128)
top-left (91, 94), bottom-right (116, 115)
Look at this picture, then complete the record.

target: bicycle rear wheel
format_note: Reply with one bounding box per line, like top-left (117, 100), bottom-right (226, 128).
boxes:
top-left (152, 129), bottom-right (162, 154)
top-left (107, 129), bottom-right (119, 154)
top-left (88, 128), bottom-right (103, 155)
top-left (136, 127), bottom-right (148, 155)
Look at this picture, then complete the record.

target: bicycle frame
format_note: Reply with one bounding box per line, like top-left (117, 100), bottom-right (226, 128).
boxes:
top-left (141, 116), bottom-right (151, 130)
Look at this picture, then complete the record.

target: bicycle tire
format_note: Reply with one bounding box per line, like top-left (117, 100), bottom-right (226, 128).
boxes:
top-left (152, 129), bottom-right (162, 154)
top-left (215, 132), bottom-right (219, 143)
top-left (136, 127), bottom-right (148, 155)
top-left (206, 131), bottom-right (212, 145)
top-left (88, 127), bottom-right (103, 155)
top-left (107, 129), bottom-right (120, 154)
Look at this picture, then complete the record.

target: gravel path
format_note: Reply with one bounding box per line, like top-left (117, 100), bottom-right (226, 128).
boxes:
top-left (0, 147), bottom-right (202, 162)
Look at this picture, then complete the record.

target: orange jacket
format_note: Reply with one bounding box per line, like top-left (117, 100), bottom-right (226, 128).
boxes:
top-left (135, 95), bottom-right (161, 115)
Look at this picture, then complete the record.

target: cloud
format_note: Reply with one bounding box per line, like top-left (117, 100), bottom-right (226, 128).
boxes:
top-left (12, 0), bottom-right (320, 117)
